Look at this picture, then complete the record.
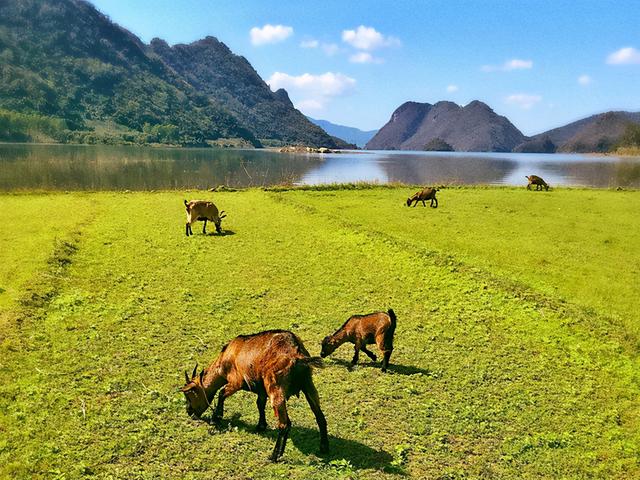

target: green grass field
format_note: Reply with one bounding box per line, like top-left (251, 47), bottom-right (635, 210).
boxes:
top-left (0, 187), bottom-right (638, 479)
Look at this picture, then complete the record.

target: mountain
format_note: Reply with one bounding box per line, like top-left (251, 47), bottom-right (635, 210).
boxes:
top-left (515, 111), bottom-right (640, 153)
top-left (0, 0), bottom-right (343, 147)
top-left (148, 37), bottom-right (347, 148)
top-left (307, 117), bottom-right (377, 148)
top-left (365, 100), bottom-right (525, 152)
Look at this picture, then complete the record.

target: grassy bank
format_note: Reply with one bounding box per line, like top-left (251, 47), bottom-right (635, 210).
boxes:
top-left (0, 187), bottom-right (638, 479)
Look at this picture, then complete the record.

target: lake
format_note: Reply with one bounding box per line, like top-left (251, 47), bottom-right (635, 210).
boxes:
top-left (0, 143), bottom-right (639, 190)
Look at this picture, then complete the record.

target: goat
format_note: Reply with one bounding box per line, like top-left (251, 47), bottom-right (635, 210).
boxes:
top-left (184, 199), bottom-right (226, 236)
top-left (406, 187), bottom-right (438, 207)
top-left (181, 330), bottom-right (329, 462)
top-left (320, 309), bottom-right (396, 372)
top-left (525, 175), bottom-right (550, 191)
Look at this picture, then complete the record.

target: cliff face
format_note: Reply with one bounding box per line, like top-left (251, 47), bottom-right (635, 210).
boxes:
top-left (149, 37), bottom-right (347, 147)
top-left (366, 100), bottom-right (525, 152)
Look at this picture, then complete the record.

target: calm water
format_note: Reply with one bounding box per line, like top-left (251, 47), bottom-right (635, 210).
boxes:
top-left (0, 143), bottom-right (639, 190)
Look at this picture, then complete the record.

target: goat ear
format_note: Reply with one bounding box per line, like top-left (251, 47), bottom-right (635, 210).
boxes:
top-left (191, 363), bottom-right (198, 380)
top-left (184, 370), bottom-right (190, 384)
top-left (219, 211), bottom-right (227, 219)
top-left (199, 369), bottom-right (205, 383)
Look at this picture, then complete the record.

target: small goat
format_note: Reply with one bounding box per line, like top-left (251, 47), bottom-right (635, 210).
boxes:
top-left (181, 330), bottom-right (328, 461)
top-left (525, 175), bottom-right (550, 191)
top-left (406, 187), bottom-right (438, 207)
top-left (320, 309), bottom-right (396, 372)
top-left (184, 199), bottom-right (226, 236)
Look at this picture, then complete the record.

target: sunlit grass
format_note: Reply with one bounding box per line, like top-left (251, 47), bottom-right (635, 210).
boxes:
top-left (0, 188), bottom-right (638, 479)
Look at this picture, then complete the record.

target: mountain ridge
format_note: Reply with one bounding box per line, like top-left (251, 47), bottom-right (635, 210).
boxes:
top-left (307, 117), bottom-right (377, 148)
top-left (366, 100), bottom-right (525, 152)
top-left (0, 0), bottom-right (344, 147)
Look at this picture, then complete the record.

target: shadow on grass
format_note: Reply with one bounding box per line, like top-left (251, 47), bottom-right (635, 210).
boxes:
top-left (210, 414), bottom-right (393, 471)
top-left (203, 230), bottom-right (236, 236)
top-left (328, 357), bottom-right (436, 376)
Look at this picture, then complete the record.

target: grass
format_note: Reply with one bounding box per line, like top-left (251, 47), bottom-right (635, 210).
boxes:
top-left (0, 187), bottom-right (638, 479)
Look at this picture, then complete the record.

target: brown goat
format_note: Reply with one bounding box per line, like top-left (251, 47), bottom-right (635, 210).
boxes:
top-left (406, 187), bottom-right (438, 207)
top-left (525, 175), bottom-right (550, 191)
top-left (184, 199), bottom-right (226, 236)
top-left (321, 309), bottom-right (396, 372)
top-left (181, 330), bottom-right (328, 461)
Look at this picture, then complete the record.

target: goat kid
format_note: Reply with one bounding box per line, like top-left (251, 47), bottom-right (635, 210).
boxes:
top-left (525, 175), bottom-right (550, 191)
top-left (406, 187), bottom-right (438, 207)
top-left (181, 330), bottom-right (329, 461)
top-left (184, 199), bottom-right (226, 236)
top-left (321, 309), bottom-right (396, 372)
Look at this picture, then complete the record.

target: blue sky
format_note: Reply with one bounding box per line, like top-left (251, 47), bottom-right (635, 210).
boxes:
top-left (91, 0), bottom-right (640, 135)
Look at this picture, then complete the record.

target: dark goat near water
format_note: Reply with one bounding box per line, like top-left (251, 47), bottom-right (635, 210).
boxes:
top-left (321, 309), bottom-right (397, 372)
top-left (181, 330), bottom-right (328, 461)
top-left (526, 175), bottom-right (550, 191)
top-left (184, 199), bottom-right (226, 236)
top-left (406, 187), bottom-right (438, 207)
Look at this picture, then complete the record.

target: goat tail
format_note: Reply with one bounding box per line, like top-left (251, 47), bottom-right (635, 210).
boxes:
top-left (387, 308), bottom-right (397, 330)
top-left (298, 356), bottom-right (324, 369)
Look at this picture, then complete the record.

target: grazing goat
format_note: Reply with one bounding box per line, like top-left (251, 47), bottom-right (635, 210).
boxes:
top-left (406, 187), bottom-right (438, 207)
top-left (184, 199), bottom-right (226, 236)
top-left (525, 175), bottom-right (550, 191)
top-left (181, 330), bottom-right (329, 462)
top-left (321, 309), bottom-right (396, 372)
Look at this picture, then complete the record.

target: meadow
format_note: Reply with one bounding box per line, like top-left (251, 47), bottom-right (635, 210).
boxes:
top-left (0, 186), bottom-right (638, 479)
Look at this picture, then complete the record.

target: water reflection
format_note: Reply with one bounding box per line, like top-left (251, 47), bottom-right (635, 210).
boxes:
top-left (0, 144), bottom-right (639, 190)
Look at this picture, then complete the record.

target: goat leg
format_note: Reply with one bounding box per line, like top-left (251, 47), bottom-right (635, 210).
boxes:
top-left (360, 345), bottom-right (377, 362)
top-left (381, 350), bottom-right (393, 373)
top-left (269, 396), bottom-right (290, 462)
top-left (256, 393), bottom-right (268, 432)
top-left (202, 219), bottom-right (207, 234)
top-left (350, 343), bottom-right (360, 369)
top-left (303, 381), bottom-right (329, 454)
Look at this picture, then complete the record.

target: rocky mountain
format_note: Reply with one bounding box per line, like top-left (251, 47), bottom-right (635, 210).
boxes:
top-left (149, 38), bottom-right (347, 148)
top-left (515, 111), bottom-right (640, 153)
top-left (307, 117), bottom-right (377, 148)
top-left (0, 0), bottom-right (342, 147)
top-left (366, 100), bottom-right (525, 152)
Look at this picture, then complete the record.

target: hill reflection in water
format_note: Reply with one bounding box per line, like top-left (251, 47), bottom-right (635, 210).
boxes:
top-left (0, 144), bottom-right (639, 190)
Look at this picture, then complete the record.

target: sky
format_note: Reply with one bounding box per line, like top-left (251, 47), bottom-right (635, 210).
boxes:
top-left (90, 0), bottom-right (640, 135)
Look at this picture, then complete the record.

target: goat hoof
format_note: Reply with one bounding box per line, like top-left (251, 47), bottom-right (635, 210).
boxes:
top-left (319, 443), bottom-right (329, 454)
top-left (268, 453), bottom-right (280, 463)
top-left (255, 423), bottom-right (267, 432)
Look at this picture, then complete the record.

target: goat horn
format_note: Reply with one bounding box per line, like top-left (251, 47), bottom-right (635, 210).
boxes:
top-left (191, 363), bottom-right (198, 379)
top-left (184, 370), bottom-right (190, 384)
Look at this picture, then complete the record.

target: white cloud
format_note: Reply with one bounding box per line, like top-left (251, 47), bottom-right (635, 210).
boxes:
top-left (296, 99), bottom-right (325, 112)
top-left (341, 25), bottom-right (400, 50)
top-left (482, 58), bottom-right (533, 72)
top-left (578, 74), bottom-right (592, 86)
top-left (606, 47), bottom-right (640, 65)
top-left (446, 84), bottom-right (459, 93)
top-left (322, 43), bottom-right (340, 56)
top-left (250, 24), bottom-right (293, 46)
top-left (505, 93), bottom-right (542, 109)
top-left (300, 39), bottom-right (319, 49)
top-left (299, 40), bottom-right (340, 56)
top-left (349, 52), bottom-right (383, 64)
top-left (267, 71), bottom-right (357, 112)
